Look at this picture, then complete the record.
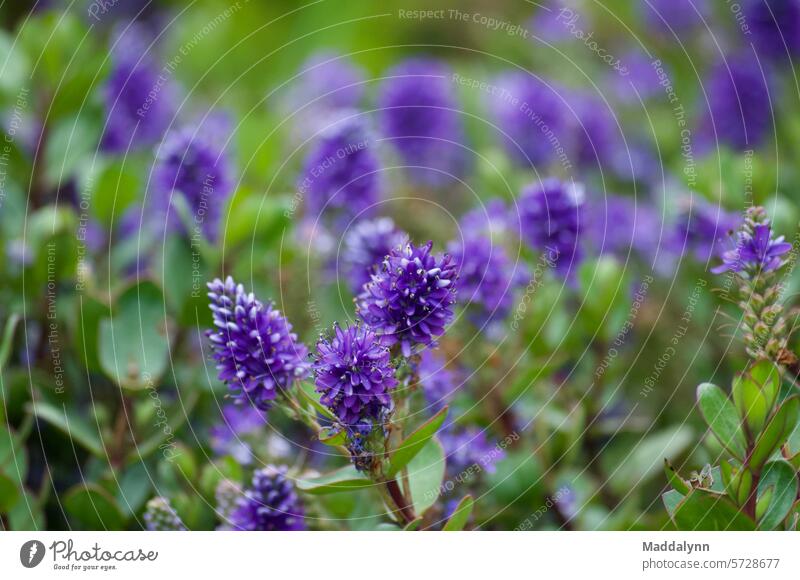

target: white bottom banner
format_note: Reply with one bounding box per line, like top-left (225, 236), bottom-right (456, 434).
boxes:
top-left (0, 531), bottom-right (798, 579)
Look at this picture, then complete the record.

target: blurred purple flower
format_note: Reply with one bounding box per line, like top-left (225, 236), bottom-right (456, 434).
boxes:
top-left (669, 199), bottom-right (741, 263)
top-left (209, 404), bottom-right (267, 464)
top-left (144, 497), bottom-right (185, 531)
top-left (448, 234), bottom-right (523, 325)
top-left (488, 71), bottom-right (571, 167)
top-left (151, 112), bottom-right (234, 241)
top-left (101, 24), bottom-right (174, 153)
top-left (585, 195), bottom-right (663, 261)
top-left (569, 91), bottom-right (619, 170)
top-left (642, 0), bottom-right (710, 36)
top-left (229, 466), bottom-right (305, 531)
top-left (519, 179), bottom-right (585, 277)
top-left (419, 349), bottom-right (459, 412)
top-left (744, 0), bottom-right (800, 60)
top-left (341, 217), bottom-right (407, 294)
top-left (378, 58), bottom-right (468, 186)
top-left (288, 51), bottom-right (366, 111)
top-left (440, 426), bottom-right (505, 476)
top-left (702, 53), bottom-right (773, 151)
top-left (299, 117), bottom-right (381, 232)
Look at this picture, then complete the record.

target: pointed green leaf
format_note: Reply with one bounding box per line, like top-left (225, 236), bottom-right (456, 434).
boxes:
top-left (64, 484), bottom-right (126, 530)
top-left (757, 460), bottom-right (798, 530)
top-left (388, 406), bottom-right (448, 477)
top-left (27, 401), bottom-right (104, 457)
top-left (672, 488), bottom-right (755, 531)
top-left (407, 438), bottom-right (446, 517)
top-left (696, 383), bottom-right (746, 458)
top-left (296, 465), bottom-right (372, 495)
top-left (664, 459), bottom-right (692, 495)
top-left (443, 495), bottom-right (473, 531)
top-left (751, 396), bottom-right (800, 468)
top-left (662, 489), bottom-right (684, 518)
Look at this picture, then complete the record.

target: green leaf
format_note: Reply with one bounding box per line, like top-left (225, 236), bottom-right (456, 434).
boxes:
top-left (672, 489), bottom-right (755, 531)
top-left (7, 494), bottom-right (45, 530)
top-left (296, 465), bottom-right (372, 495)
top-left (443, 495), bottom-right (473, 531)
top-left (608, 426), bottom-right (693, 493)
top-left (732, 360), bottom-right (780, 434)
top-left (696, 382), bottom-right (746, 458)
top-left (664, 459), bottom-right (691, 495)
top-left (388, 406), bottom-right (448, 477)
top-left (0, 313), bottom-right (20, 373)
top-left (87, 159), bottom-right (141, 227)
top-left (319, 427), bottom-right (347, 447)
top-left (297, 382), bottom-right (337, 423)
top-left (757, 460), bottom-right (798, 530)
top-left (662, 489), bottom-right (684, 518)
top-left (403, 517), bottom-right (423, 531)
top-left (64, 484), bottom-right (126, 530)
top-left (407, 438), bottom-right (446, 517)
top-left (98, 281), bottom-right (171, 390)
top-left (116, 461), bottom-right (153, 517)
top-left (0, 472), bottom-right (20, 512)
top-left (751, 396), bottom-right (800, 468)
top-left (27, 401), bottom-right (104, 457)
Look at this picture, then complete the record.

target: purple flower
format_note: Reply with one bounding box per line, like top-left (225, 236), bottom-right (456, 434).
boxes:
top-left (299, 117), bottom-right (381, 232)
top-left (702, 53), bottom-right (773, 151)
top-left (288, 51), bottom-right (366, 111)
top-left (209, 404), bottom-right (267, 464)
top-left (206, 277), bottom-right (310, 411)
top-left (712, 222), bottom-right (792, 274)
top-left (229, 466), bottom-right (305, 531)
top-left (642, 0), bottom-right (709, 36)
top-left (378, 58), bottom-right (468, 186)
top-left (358, 240), bottom-right (458, 356)
top-left (144, 497), bottom-right (185, 531)
top-left (419, 349), bottom-right (459, 412)
top-left (569, 91), bottom-right (619, 170)
top-left (585, 195), bottom-right (663, 261)
top-left (101, 24), bottom-right (174, 153)
top-left (440, 426), bottom-right (504, 476)
top-left (152, 113), bottom-right (234, 241)
top-left (488, 71), bottom-right (571, 167)
top-left (461, 198), bottom-right (519, 240)
top-left (341, 217), bottom-right (407, 294)
top-left (613, 51), bottom-right (668, 104)
top-left (744, 0), bottom-right (800, 60)
top-left (669, 199), bottom-right (741, 263)
top-left (313, 324), bottom-right (397, 428)
top-left (519, 179), bottom-right (585, 277)
top-left (448, 234), bottom-right (523, 325)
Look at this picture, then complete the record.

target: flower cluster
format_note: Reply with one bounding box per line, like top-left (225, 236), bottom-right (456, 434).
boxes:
top-left (448, 234), bottom-right (522, 325)
top-left (101, 24), bottom-right (174, 153)
top-left (313, 323), bottom-right (397, 427)
top-left (378, 58), bottom-right (468, 185)
top-left (209, 404), bottom-right (267, 464)
top-left (151, 113), bottom-right (234, 241)
top-left (206, 277), bottom-right (310, 411)
top-left (299, 117), bottom-right (381, 232)
top-left (488, 71), bottom-right (570, 167)
top-left (703, 52), bottom-right (772, 151)
top-left (712, 206), bottom-right (793, 360)
top-left (341, 217), bottom-right (407, 294)
top-left (143, 497), bottom-right (186, 531)
top-left (519, 179), bottom-right (585, 277)
top-left (229, 466), bottom-right (305, 531)
top-left (358, 240), bottom-right (458, 356)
